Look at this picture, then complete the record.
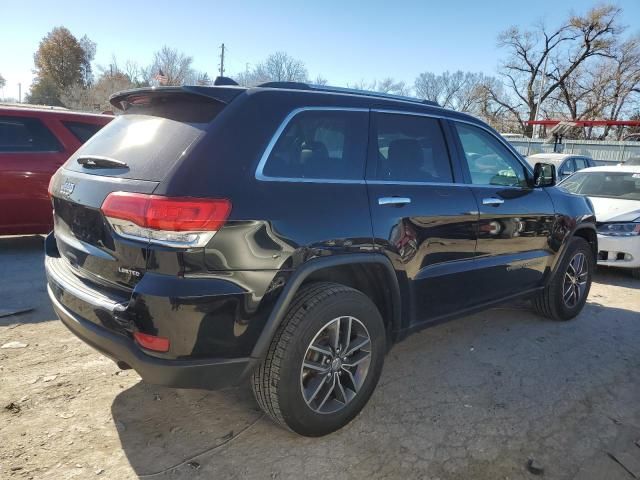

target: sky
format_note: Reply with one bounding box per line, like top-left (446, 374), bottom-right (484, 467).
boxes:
top-left (1, 0), bottom-right (639, 100)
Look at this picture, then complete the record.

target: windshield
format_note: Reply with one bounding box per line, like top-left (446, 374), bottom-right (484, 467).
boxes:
top-left (561, 171), bottom-right (640, 201)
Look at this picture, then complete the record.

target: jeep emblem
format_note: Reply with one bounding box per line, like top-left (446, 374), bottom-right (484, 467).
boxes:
top-left (60, 180), bottom-right (75, 196)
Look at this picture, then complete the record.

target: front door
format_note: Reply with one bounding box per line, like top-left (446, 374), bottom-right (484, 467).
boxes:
top-left (367, 111), bottom-right (478, 324)
top-left (449, 121), bottom-right (556, 303)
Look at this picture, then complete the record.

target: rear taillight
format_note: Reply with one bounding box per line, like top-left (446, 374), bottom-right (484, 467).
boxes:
top-left (101, 192), bottom-right (231, 248)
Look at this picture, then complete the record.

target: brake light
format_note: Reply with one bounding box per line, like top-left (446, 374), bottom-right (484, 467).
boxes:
top-left (134, 332), bottom-right (170, 352)
top-left (101, 192), bottom-right (231, 248)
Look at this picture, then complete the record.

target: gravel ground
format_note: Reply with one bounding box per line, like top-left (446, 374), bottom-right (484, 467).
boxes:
top-left (1, 235), bottom-right (639, 480)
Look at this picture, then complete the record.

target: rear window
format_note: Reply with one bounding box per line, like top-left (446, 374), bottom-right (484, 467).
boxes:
top-left (63, 114), bottom-right (207, 181)
top-left (0, 116), bottom-right (61, 153)
top-left (262, 110), bottom-right (368, 180)
top-left (63, 121), bottom-right (104, 143)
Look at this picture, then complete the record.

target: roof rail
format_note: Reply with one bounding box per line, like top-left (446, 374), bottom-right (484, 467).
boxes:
top-left (255, 81), bottom-right (439, 107)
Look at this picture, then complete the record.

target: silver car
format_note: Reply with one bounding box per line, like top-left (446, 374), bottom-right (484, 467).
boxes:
top-left (526, 153), bottom-right (596, 179)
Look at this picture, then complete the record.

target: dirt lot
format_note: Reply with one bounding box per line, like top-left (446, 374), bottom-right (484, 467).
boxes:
top-left (1, 235), bottom-right (639, 480)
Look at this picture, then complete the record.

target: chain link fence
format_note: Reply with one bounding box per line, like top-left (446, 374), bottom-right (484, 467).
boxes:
top-left (506, 137), bottom-right (640, 165)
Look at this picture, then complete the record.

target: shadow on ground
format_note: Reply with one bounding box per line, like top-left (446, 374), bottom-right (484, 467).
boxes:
top-left (112, 296), bottom-right (640, 479)
top-left (0, 235), bottom-right (54, 326)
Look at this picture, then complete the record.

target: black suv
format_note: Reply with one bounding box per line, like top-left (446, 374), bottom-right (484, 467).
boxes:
top-left (45, 81), bottom-right (597, 436)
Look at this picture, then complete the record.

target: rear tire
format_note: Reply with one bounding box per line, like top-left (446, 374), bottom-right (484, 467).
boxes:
top-left (252, 282), bottom-right (386, 436)
top-left (532, 237), bottom-right (594, 321)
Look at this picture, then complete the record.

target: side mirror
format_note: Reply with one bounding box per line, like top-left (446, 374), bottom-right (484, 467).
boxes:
top-left (533, 162), bottom-right (556, 187)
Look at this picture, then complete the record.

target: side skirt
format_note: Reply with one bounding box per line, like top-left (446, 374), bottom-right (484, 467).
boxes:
top-left (392, 286), bottom-right (544, 342)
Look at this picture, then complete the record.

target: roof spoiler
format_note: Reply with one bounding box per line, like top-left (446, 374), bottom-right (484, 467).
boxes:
top-left (109, 84), bottom-right (245, 111)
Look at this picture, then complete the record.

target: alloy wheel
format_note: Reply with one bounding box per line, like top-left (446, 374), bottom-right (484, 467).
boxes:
top-left (300, 316), bottom-right (372, 414)
top-left (563, 252), bottom-right (588, 308)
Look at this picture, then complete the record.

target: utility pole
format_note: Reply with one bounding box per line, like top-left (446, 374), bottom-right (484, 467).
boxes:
top-left (219, 43), bottom-right (225, 77)
top-left (18, 83), bottom-right (22, 103)
top-left (532, 55), bottom-right (549, 139)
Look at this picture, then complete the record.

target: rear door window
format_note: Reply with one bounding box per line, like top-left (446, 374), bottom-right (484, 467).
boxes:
top-left (0, 116), bottom-right (61, 153)
top-left (262, 110), bottom-right (368, 180)
top-left (63, 121), bottom-right (104, 143)
top-left (373, 112), bottom-right (453, 183)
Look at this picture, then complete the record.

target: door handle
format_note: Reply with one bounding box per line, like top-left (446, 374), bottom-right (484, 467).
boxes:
top-left (378, 196), bottom-right (411, 206)
top-left (482, 197), bottom-right (504, 206)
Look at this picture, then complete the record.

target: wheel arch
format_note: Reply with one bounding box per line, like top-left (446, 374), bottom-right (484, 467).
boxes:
top-left (250, 254), bottom-right (401, 361)
top-left (549, 222), bottom-right (598, 280)
top-left (572, 224), bottom-right (598, 261)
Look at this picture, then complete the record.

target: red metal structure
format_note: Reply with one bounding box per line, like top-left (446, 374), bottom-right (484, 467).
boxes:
top-left (0, 105), bottom-right (113, 235)
top-left (524, 119), bottom-right (640, 152)
top-left (526, 119), bottom-right (640, 128)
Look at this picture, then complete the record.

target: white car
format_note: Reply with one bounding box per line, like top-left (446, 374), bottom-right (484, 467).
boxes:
top-left (527, 153), bottom-right (596, 179)
top-left (560, 166), bottom-right (640, 278)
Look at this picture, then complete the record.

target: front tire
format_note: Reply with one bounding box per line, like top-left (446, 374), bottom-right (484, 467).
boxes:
top-left (532, 237), bottom-right (594, 321)
top-left (252, 282), bottom-right (386, 436)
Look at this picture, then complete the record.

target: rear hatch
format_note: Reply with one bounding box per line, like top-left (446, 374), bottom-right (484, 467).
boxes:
top-left (49, 86), bottom-right (240, 293)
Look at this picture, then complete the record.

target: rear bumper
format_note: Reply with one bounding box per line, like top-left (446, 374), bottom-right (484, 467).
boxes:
top-left (597, 234), bottom-right (640, 269)
top-left (48, 286), bottom-right (254, 389)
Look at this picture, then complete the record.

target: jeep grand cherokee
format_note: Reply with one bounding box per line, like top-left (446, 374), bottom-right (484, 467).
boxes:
top-left (45, 80), bottom-right (597, 436)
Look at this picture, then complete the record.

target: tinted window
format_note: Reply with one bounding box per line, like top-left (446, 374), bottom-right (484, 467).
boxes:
top-left (63, 115), bottom-right (205, 181)
top-left (63, 121), bottom-right (104, 143)
top-left (263, 110), bottom-right (368, 180)
top-left (374, 113), bottom-right (452, 183)
top-left (454, 123), bottom-right (527, 187)
top-left (0, 116), bottom-right (61, 153)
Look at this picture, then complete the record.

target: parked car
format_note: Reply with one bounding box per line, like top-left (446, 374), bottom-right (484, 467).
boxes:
top-left (45, 83), bottom-right (597, 436)
top-left (0, 104), bottom-right (112, 235)
top-left (559, 166), bottom-right (640, 278)
top-left (526, 153), bottom-right (596, 179)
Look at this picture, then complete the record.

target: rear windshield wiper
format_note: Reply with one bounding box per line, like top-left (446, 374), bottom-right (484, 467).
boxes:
top-left (77, 156), bottom-right (129, 169)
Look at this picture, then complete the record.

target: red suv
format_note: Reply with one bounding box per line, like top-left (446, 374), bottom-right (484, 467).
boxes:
top-left (0, 105), bottom-right (112, 235)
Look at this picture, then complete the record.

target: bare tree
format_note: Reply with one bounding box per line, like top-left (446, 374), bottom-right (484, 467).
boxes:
top-left (235, 52), bottom-right (308, 86)
top-left (415, 71), bottom-right (496, 112)
top-left (346, 78), bottom-right (409, 96)
top-left (313, 74), bottom-right (328, 86)
top-left (62, 71), bottom-right (134, 112)
top-left (255, 51), bottom-right (308, 83)
top-left (488, 4), bottom-right (622, 135)
top-left (149, 46), bottom-right (194, 86)
top-left (601, 37), bottom-right (640, 138)
top-left (373, 77), bottom-right (410, 96)
top-left (185, 71), bottom-right (212, 86)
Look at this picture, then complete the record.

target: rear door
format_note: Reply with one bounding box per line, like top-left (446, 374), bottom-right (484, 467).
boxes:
top-left (366, 111), bottom-right (479, 324)
top-left (449, 121), bottom-right (555, 303)
top-left (0, 114), bottom-right (67, 234)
